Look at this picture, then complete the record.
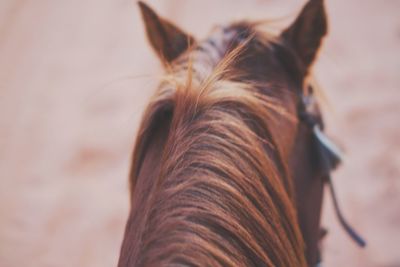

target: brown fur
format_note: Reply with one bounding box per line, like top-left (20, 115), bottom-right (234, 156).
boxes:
top-left (119, 1), bottom-right (328, 266)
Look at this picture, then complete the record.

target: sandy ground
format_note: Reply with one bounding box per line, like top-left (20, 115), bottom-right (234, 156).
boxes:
top-left (0, 0), bottom-right (399, 266)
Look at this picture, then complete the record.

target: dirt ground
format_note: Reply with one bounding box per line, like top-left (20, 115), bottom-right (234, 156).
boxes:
top-left (1, 0), bottom-right (399, 266)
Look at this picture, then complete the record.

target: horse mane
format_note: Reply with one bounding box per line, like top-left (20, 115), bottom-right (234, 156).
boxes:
top-left (126, 32), bottom-right (306, 267)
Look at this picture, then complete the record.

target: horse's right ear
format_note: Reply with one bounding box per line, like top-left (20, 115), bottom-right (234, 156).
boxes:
top-left (281, 0), bottom-right (327, 72)
top-left (138, 1), bottom-right (195, 64)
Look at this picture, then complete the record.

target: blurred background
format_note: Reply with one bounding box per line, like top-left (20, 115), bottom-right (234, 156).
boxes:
top-left (0, 0), bottom-right (399, 266)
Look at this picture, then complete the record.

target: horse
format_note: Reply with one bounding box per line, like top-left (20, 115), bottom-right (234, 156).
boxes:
top-left (118, 0), bottom-right (364, 266)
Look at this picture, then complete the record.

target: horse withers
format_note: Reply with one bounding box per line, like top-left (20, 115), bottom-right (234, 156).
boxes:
top-left (119, 0), bottom-right (333, 266)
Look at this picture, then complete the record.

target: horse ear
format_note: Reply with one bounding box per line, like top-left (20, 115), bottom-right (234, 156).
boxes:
top-left (282, 0), bottom-right (327, 70)
top-left (138, 1), bottom-right (195, 63)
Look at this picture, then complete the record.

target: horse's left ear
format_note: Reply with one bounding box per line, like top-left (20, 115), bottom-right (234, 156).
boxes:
top-left (282, 0), bottom-right (327, 71)
top-left (138, 1), bottom-right (195, 63)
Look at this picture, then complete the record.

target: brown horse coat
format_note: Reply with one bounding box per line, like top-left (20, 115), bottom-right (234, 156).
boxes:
top-left (119, 0), bottom-right (328, 266)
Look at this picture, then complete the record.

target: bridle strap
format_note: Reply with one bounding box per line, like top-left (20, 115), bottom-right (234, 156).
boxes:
top-left (326, 174), bottom-right (366, 247)
top-left (300, 89), bottom-right (366, 248)
top-left (314, 125), bottom-right (366, 247)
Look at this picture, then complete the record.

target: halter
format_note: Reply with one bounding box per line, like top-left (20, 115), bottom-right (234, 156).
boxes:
top-left (299, 85), bottom-right (366, 265)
